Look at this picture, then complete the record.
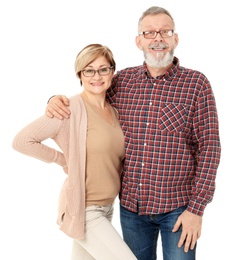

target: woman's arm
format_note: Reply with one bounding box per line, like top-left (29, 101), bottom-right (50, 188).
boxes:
top-left (12, 115), bottom-right (67, 170)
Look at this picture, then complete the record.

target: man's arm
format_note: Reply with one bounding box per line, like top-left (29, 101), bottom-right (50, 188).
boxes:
top-left (46, 95), bottom-right (71, 119)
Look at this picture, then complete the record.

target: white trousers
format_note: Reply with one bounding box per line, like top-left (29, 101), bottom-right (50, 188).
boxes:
top-left (70, 204), bottom-right (137, 260)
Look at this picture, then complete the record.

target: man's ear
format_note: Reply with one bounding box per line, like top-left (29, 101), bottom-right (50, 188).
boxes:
top-left (174, 33), bottom-right (179, 49)
top-left (135, 36), bottom-right (143, 50)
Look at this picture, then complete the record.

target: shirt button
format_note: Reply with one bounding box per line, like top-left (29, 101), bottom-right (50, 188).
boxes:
top-left (144, 143), bottom-right (147, 146)
top-left (149, 102), bottom-right (152, 105)
top-left (139, 183), bottom-right (143, 187)
top-left (142, 163), bottom-right (145, 166)
top-left (146, 123), bottom-right (149, 126)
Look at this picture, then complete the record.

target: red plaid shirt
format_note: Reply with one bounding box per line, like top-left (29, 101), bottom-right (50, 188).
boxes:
top-left (107, 57), bottom-right (221, 216)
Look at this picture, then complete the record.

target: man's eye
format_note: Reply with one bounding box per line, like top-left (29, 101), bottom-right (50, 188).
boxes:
top-left (145, 31), bottom-right (155, 35)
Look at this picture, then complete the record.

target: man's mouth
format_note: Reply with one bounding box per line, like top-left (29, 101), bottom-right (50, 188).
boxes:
top-left (149, 43), bottom-right (169, 50)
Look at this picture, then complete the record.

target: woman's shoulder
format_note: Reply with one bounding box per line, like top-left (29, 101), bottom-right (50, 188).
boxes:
top-left (69, 94), bottom-right (82, 102)
top-left (68, 94), bottom-right (87, 118)
top-left (69, 94), bottom-right (85, 107)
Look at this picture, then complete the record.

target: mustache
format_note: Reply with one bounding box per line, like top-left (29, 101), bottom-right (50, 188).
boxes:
top-left (148, 43), bottom-right (169, 49)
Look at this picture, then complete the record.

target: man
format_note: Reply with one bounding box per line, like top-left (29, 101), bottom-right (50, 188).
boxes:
top-left (46, 6), bottom-right (221, 260)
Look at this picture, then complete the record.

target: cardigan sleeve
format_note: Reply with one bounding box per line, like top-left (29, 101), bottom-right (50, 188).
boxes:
top-left (12, 115), bottom-right (67, 169)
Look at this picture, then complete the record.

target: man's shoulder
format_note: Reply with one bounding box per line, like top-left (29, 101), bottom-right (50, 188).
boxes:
top-left (178, 64), bottom-right (208, 79)
top-left (113, 65), bottom-right (144, 83)
top-left (117, 65), bottom-right (143, 74)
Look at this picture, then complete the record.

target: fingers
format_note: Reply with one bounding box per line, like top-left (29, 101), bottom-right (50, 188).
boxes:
top-left (189, 234), bottom-right (197, 250)
top-left (179, 233), bottom-right (192, 253)
top-left (178, 230), bottom-right (200, 253)
top-left (46, 105), bottom-right (69, 119)
top-left (46, 95), bottom-right (71, 119)
top-left (45, 109), bottom-right (54, 118)
top-left (173, 210), bottom-right (202, 253)
top-left (61, 95), bottom-right (70, 106)
top-left (172, 219), bottom-right (180, 233)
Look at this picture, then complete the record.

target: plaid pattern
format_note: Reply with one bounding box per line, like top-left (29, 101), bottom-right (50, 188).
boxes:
top-left (107, 57), bottom-right (221, 216)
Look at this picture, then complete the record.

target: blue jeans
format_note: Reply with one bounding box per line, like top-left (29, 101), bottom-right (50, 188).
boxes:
top-left (120, 204), bottom-right (196, 260)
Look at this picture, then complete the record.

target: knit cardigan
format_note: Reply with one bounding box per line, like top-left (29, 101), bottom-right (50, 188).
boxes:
top-left (12, 94), bottom-right (87, 239)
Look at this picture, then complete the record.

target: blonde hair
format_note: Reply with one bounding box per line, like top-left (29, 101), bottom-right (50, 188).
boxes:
top-left (75, 44), bottom-right (116, 81)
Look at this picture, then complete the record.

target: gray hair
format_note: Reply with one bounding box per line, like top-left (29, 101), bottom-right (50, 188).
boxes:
top-left (138, 6), bottom-right (175, 32)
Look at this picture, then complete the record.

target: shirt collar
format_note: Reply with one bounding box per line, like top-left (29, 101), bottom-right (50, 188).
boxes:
top-left (139, 56), bottom-right (179, 80)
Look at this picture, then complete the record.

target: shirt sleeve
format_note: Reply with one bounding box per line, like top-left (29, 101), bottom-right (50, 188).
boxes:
top-left (188, 79), bottom-right (221, 216)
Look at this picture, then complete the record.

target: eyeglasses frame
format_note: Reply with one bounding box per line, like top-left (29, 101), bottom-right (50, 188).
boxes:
top-left (81, 66), bottom-right (114, 77)
top-left (139, 29), bottom-right (174, 39)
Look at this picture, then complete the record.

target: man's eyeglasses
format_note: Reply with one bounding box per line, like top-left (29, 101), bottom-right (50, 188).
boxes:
top-left (139, 29), bottom-right (174, 39)
top-left (81, 66), bottom-right (113, 77)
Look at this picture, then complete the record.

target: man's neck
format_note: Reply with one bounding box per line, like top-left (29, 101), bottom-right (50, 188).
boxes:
top-left (147, 62), bottom-right (173, 78)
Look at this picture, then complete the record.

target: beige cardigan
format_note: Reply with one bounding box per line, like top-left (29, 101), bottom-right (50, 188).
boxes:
top-left (12, 95), bottom-right (87, 239)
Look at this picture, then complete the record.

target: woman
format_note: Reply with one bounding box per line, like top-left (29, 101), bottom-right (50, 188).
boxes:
top-left (12, 44), bottom-right (137, 260)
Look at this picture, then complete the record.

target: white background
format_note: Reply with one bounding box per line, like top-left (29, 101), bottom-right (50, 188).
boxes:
top-left (1, 0), bottom-right (246, 259)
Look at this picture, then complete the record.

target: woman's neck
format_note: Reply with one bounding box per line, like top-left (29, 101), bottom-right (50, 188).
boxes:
top-left (81, 91), bottom-right (107, 109)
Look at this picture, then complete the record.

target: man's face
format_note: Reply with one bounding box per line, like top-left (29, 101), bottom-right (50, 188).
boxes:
top-left (136, 13), bottom-right (179, 68)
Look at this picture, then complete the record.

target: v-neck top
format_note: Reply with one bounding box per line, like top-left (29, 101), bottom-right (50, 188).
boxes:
top-left (83, 99), bottom-right (125, 206)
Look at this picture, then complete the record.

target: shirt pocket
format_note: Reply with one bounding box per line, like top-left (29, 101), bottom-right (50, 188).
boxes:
top-left (159, 103), bottom-right (187, 132)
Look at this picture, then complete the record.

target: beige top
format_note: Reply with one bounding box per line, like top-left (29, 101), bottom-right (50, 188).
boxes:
top-left (83, 99), bottom-right (125, 206)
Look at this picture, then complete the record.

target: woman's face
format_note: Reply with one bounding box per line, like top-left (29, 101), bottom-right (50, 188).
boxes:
top-left (79, 56), bottom-right (113, 96)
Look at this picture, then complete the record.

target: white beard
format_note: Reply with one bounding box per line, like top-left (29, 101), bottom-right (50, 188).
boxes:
top-left (144, 50), bottom-right (174, 68)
